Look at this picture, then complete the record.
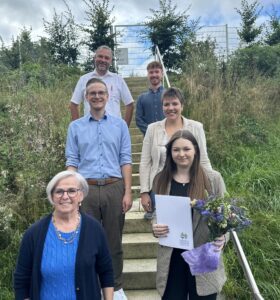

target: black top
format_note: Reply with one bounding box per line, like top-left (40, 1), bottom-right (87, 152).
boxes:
top-left (170, 179), bottom-right (190, 197)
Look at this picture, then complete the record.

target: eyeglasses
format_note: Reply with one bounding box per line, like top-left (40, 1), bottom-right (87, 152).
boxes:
top-left (88, 90), bottom-right (107, 97)
top-left (53, 188), bottom-right (82, 198)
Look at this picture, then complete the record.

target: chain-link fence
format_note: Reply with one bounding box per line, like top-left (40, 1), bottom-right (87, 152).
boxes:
top-left (114, 24), bottom-right (241, 77)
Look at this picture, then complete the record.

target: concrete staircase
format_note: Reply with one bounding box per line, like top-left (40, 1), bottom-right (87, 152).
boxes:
top-left (122, 77), bottom-right (161, 299)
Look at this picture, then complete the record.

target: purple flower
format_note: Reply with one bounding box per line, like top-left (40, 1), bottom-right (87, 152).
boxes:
top-left (201, 210), bottom-right (211, 216)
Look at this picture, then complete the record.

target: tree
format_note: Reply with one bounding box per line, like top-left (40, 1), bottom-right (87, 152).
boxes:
top-left (81, 0), bottom-right (116, 52)
top-left (143, 0), bottom-right (199, 71)
top-left (43, 6), bottom-right (79, 65)
top-left (265, 5), bottom-right (280, 46)
top-left (236, 0), bottom-right (263, 45)
top-left (0, 28), bottom-right (37, 70)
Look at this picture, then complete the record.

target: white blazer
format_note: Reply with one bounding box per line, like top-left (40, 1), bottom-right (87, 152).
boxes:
top-left (139, 117), bottom-right (212, 193)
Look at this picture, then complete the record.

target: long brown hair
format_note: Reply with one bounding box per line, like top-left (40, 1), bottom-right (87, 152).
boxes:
top-left (154, 130), bottom-right (211, 200)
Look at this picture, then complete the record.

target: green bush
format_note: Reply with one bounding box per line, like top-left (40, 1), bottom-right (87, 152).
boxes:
top-left (230, 44), bottom-right (280, 78)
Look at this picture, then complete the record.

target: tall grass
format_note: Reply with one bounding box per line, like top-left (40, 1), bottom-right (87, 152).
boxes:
top-left (0, 66), bottom-right (81, 297)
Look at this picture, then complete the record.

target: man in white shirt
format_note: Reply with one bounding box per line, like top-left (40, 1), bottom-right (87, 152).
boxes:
top-left (70, 45), bottom-right (134, 127)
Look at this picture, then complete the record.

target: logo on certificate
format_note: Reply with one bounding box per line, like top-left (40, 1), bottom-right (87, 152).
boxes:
top-left (180, 232), bottom-right (189, 246)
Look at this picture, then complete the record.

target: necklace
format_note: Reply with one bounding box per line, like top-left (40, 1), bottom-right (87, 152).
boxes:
top-left (52, 212), bottom-right (81, 245)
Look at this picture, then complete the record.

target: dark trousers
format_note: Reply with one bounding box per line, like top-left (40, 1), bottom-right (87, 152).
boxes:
top-left (162, 248), bottom-right (217, 300)
top-left (81, 180), bottom-right (125, 291)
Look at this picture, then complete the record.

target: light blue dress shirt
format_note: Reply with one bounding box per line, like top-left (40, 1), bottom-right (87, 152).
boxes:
top-left (66, 113), bottom-right (131, 179)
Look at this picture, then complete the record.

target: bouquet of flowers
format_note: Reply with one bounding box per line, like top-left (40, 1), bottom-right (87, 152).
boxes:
top-left (181, 195), bottom-right (251, 275)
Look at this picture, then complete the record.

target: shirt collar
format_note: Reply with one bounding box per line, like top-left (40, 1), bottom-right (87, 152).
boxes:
top-left (87, 112), bottom-right (108, 121)
top-left (92, 69), bottom-right (113, 77)
top-left (149, 85), bottom-right (164, 93)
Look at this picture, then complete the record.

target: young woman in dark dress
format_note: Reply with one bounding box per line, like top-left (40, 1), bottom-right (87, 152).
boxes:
top-left (152, 130), bottom-right (227, 300)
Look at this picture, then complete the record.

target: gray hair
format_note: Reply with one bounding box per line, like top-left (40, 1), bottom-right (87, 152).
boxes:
top-left (95, 45), bottom-right (113, 58)
top-left (46, 171), bottom-right (89, 204)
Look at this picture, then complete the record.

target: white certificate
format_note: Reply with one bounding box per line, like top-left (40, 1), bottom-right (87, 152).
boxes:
top-left (155, 195), bottom-right (194, 250)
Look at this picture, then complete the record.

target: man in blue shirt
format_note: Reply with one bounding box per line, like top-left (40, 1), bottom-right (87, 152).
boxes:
top-left (66, 78), bottom-right (132, 299)
top-left (136, 61), bottom-right (165, 135)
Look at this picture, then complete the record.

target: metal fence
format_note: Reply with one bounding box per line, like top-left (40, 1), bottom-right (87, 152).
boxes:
top-left (114, 24), bottom-right (241, 77)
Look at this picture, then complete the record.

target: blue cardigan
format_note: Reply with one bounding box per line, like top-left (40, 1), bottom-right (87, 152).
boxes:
top-left (14, 212), bottom-right (114, 300)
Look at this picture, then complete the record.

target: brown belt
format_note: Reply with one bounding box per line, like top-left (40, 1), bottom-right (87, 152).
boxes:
top-left (87, 178), bottom-right (121, 186)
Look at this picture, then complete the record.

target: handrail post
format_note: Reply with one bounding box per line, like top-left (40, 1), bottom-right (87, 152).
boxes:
top-left (230, 231), bottom-right (264, 300)
top-left (155, 45), bottom-right (171, 88)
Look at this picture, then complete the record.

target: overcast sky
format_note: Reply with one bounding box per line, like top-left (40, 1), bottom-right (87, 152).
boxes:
top-left (0, 0), bottom-right (279, 45)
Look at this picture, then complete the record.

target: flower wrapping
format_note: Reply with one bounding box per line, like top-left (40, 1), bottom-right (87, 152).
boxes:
top-left (181, 242), bottom-right (220, 275)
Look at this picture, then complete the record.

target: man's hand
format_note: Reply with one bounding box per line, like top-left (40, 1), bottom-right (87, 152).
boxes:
top-left (122, 192), bottom-right (132, 213)
top-left (141, 192), bottom-right (152, 212)
top-left (124, 103), bottom-right (134, 127)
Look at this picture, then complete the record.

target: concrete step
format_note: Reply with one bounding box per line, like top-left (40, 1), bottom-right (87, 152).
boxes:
top-left (132, 162), bottom-right (140, 173)
top-left (132, 152), bottom-right (141, 163)
top-left (129, 127), bottom-right (142, 136)
top-left (132, 185), bottom-right (140, 199)
top-left (125, 289), bottom-right (160, 300)
top-left (125, 77), bottom-right (148, 86)
top-left (124, 211), bottom-right (153, 234)
top-left (123, 233), bottom-right (158, 259)
top-left (129, 198), bottom-right (143, 212)
top-left (132, 143), bottom-right (142, 152)
top-left (131, 134), bottom-right (143, 144)
top-left (123, 258), bottom-right (157, 290)
top-left (132, 173), bottom-right (140, 186)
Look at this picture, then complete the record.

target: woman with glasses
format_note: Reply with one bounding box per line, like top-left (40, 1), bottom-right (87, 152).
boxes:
top-left (14, 170), bottom-right (114, 300)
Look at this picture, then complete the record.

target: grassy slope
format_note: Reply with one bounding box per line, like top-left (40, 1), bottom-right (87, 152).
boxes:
top-left (218, 122), bottom-right (280, 299)
top-left (0, 68), bottom-right (279, 299)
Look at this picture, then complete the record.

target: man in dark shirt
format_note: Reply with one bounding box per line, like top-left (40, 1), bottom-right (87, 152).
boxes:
top-left (136, 61), bottom-right (165, 220)
top-left (136, 61), bottom-right (165, 135)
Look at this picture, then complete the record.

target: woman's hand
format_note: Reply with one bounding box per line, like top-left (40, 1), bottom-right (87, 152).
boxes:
top-left (212, 235), bottom-right (226, 252)
top-left (152, 224), bottom-right (169, 238)
top-left (141, 193), bottom-right (152, 212)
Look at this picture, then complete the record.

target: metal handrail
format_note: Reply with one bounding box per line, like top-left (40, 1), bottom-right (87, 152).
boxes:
top-left (154, 45), bottom-right (171, 88)
top-left (230, 231), bottom-right (264, 300)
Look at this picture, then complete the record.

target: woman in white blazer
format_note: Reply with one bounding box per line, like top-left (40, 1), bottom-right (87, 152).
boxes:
top-left (140, 87), bottom-right (215, 215)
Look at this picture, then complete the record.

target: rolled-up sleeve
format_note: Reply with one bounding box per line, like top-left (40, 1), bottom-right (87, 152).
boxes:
top-left (65, 123), bottom-right (80, 168)
top-left (119, 121), bottom-right (132, 166)
top-left (70, 77), bottom-right (84, 105)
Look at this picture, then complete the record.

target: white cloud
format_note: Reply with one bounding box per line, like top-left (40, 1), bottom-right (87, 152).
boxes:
top-left (1, 0), bottom-right (277, 45)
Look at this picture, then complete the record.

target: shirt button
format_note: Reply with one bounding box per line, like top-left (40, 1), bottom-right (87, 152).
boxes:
top-left (76, 287), bottom-right (80, 291)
